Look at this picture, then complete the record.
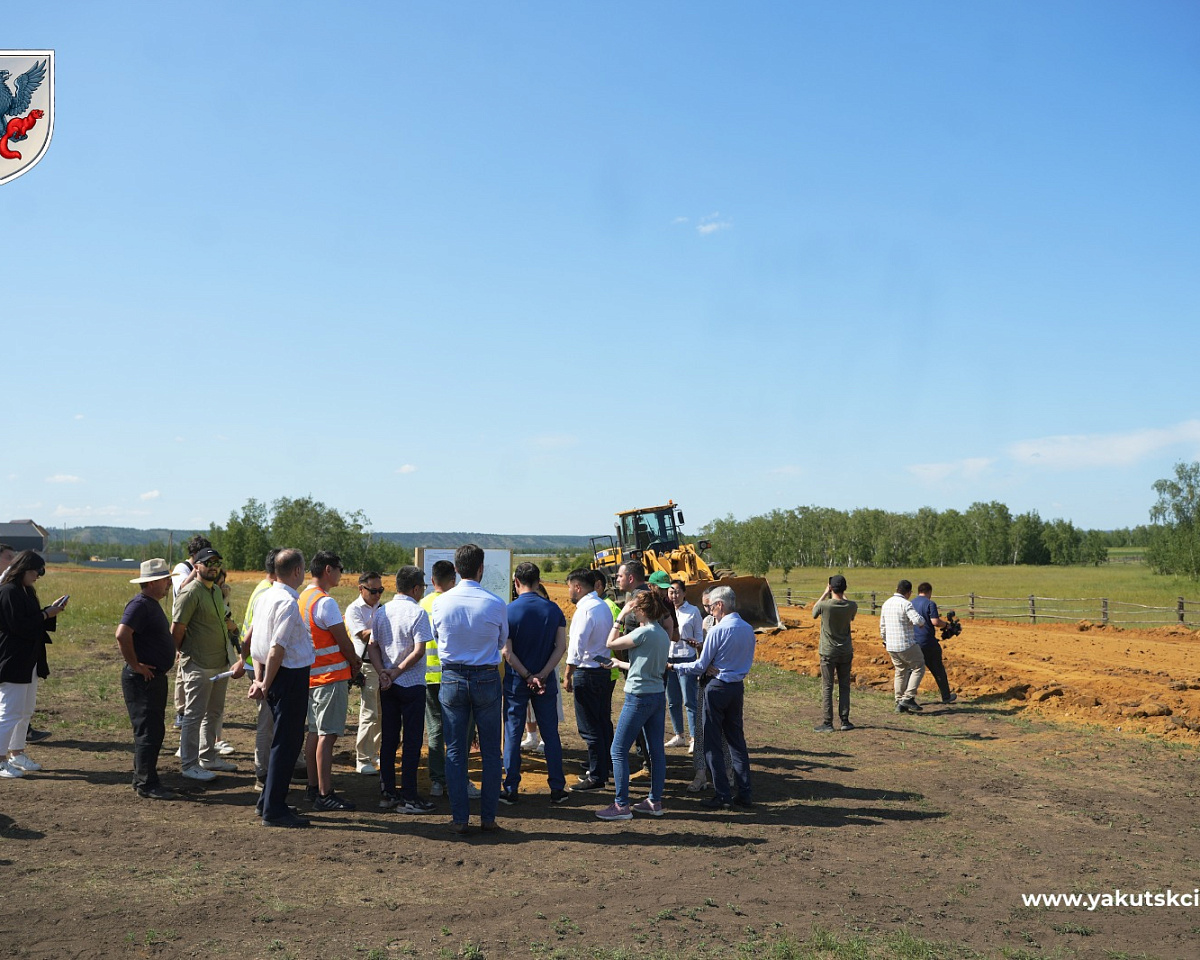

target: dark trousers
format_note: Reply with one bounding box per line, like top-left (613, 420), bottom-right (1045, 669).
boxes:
top-left (819, 655), bottom-right (852, 724)
top-left (261, 666), bottom-right (310, 820)
top-left (572, 668), bottom-right (615, 784)
top-left (380, 683), bottom-right (426, 800)
top-left (121, 666), bottom-right (167, 790)
top-left (920, 641), bottom-right (952, 700)
top-left (703, 679), bottom-right (752, 803)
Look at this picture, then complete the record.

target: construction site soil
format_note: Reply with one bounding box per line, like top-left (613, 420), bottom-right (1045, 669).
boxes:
top-left (2, 582), bottom-right (1198, 959)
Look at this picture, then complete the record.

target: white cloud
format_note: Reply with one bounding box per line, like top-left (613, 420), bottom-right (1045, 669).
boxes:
top-left (53, 504), bottom-right (121, 519)
top-left (1007, 420), bottom-right (1200, 469)
top-left (527, 434), bottom-right (578, 451)
top-left (770, 465), bottom-right (804, 476)
top-left (73, 414), bottom-right (84, 420)
top-left (46, 474), bottom-right (82, 484)
top-left (672, 216), bottom-right (690, 224)
top-left (140, 490), bottom-right (161, 501)
top-left (395, 464), bottom-right (417, 475)
top-left (908, 457), bottom-right (995, 484)
top-left (697, 212), bottom-right (731, 235)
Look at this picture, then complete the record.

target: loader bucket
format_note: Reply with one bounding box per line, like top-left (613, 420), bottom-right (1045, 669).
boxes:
top-left (684, 576), bottom-right (784, 633)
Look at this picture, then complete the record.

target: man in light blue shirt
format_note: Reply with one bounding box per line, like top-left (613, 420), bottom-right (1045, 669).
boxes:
top-left (432, 544), bottom-right (508, 833)
top-left (674, 584), bottom-right (755, 810)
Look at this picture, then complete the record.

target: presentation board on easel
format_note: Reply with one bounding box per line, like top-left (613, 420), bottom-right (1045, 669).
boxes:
top-left (413, 547), bottom-right (513, 601)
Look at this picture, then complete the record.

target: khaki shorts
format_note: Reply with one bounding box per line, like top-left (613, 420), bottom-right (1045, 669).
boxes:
top-left (307, 680), bottom-right (349, 736)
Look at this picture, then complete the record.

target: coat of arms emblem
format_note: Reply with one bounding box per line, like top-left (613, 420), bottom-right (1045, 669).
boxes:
top-left (0, 50), bottom-right (54, 186)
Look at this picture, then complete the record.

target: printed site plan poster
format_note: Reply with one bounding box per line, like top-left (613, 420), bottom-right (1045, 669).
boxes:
top-left (414, 548), bottom-right (513, 602)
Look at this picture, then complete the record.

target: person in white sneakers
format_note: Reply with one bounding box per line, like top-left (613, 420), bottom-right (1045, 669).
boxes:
top-left (0, 551), bottom-right (66, 778)
top-left (345, 571), bottom-right (385, 775)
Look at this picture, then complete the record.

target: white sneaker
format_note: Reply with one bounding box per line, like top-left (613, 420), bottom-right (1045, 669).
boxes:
top-left (357, 761), bottom-right (378, 775)
top-left (535, 740), bottom-right (545, 756)
top-left (216, 740), bottom-right (235, 756)
top-left (466, 782), bottom-right (481, 799)
top-left (520, 732), bottom-right (537, 750)
top-left (688, 739), bottom-right (695, 755)
top-left (0, 760), bottom-right (25, 779)
top-left (430, 781), bottom-right (444, 797)
top-left (182, 766), bottom-right (217, 781)
top-left (664, 734), bottom-right (687, 748)
top-left (174, 746), bottom-right (182, 758)
top-left (200, 758), bottom-right (238, 772)
top-left (7, 754), bottom-right (41, 772)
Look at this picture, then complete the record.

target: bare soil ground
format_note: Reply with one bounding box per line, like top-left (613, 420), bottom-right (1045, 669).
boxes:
top-left (2, 584), bottom-right (1199, 959)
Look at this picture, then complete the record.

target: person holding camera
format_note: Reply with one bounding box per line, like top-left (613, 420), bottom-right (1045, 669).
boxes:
top-left (811, 575), bottom-right (857, 732)
top-left (912, 582), bottom-right (957, 704)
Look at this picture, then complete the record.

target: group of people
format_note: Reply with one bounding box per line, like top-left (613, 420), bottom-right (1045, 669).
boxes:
top-left (108, 540), bottom-right (760, 829)
top-left (809, 574), bottom-right (958, 733)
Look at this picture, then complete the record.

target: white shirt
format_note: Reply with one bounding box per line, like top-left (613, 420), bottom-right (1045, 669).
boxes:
top-left (432, 579), bottom-right (508, 667)
top-left (880, 594), bottom-right (925, 652)
top-left (671, 600), bottom-right (703, 659)
top-left (171, 560), bottom-right (193, 598)
top-left (567, 591), bottom-right (615, 668)
top-left (372, 594), bottom-right (432, 687)
top-left (251, 582), bottom-right (315, 670)
top-left (344, 594), bottom-right (380, 658)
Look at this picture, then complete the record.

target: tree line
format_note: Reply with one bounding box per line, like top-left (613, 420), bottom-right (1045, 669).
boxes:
top-left (204, 497), bottom-right (408, 573)
top-left (698, 502), bottom-right (1151, 578)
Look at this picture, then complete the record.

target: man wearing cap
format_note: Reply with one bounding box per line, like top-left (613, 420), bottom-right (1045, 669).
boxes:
top-left (116, 560), bottom-right (179, 799)
top-left (171, 547), bottom-right (244, 781)
top-left (344, 571), bottom-right (385, 776)
top-left (811, 575), bottom-right (858, 733)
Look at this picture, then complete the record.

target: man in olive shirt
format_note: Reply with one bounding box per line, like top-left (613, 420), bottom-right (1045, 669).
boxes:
top-left (811, 575), bottom-right (857, 733)
top-left (171, 548), bottom-right (244, 781)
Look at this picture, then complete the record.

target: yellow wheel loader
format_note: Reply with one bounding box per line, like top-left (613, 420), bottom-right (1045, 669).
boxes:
top-left (590, 501), bottom-right (783, 632)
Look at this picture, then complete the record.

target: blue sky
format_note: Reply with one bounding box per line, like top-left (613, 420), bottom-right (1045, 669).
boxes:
top-left (3, 1), bottom-right (1198, 538)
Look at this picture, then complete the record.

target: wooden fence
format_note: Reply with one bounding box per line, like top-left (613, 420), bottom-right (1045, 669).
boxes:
top-left (775, 587), bottom-right (1200, 629)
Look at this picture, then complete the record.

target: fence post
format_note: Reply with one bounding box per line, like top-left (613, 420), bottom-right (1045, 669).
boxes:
top-left (786, 588), bottom-right (791, 606)
top-left (1180, 597), bottom-right (1186, 624)
top-left (1101, 598), bottom-right (1108, 625)
top-left (969, 593), bottom-right (975, 620)
top-left (870, 591), bottom-right (877, 615)
top-left (1029, 595), bottom-right (1036, 624)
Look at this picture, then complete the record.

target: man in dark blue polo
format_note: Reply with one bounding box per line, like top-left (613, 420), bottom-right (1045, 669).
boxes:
top-left (912, 582), bottom-right (956, 704)
top-left (116, 559), bottom-right (180, 800)
top-left (500, 562), bottom-right (569, 806)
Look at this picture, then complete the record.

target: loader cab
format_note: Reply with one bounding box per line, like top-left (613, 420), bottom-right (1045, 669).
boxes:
top-left (618, 504), bottom-right (684, 554)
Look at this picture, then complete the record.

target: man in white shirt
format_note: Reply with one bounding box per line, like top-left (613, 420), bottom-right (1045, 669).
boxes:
top-left (432, 544), bottom-right (508, 834)
top-left (879, 579), bottom-right (927, 714)
top-left (344, 571), bottom-right (385, 775)
top-left (666, 579), bottom-right (702, 750)
top-left (563, 567), bottom-right (616, 792)
top-left (248, 549), bottom-right (316, 828)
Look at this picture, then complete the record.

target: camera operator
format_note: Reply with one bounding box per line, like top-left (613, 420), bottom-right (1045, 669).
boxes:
top-left (912, 582), bottom-right (957, 705)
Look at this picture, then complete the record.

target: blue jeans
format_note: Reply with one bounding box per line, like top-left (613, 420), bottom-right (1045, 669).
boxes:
top-left (571, 668), bottom-right (614, 784)
top-left (503, 670), bottom-right (565, 792)
top-left (440, 663), bottom-right (502, 825)
top-left (610, 691), bottom-right (666, 808)
top-left (703, 679), bottom-right (751, 803)
top-left (666, 657), bottom-right (698, 737)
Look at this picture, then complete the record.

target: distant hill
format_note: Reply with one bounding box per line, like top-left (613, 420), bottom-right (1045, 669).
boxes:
top-left (59, 526), bottom-right (591, 553)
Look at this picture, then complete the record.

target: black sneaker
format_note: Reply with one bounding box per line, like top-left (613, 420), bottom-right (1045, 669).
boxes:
top-left (838, 720), bottom-right (855, 731)
top-left (733, 796), bottom-right (754, 810)
top-left (700, 795), bottom-right (733, 811)
top-left (902, 699), bottom-right (923, 712)
top-left (304, 784), bottom-right (318, 802)
top-left (570, 777), bottom-right (605, 792)
top-left (396, 796), bottom-right (436, 814)
top-left (498, 789), bottom-right (519, 806)
top-left (262, 811), bottom-right (311, 828)
top-left (813, 723), bottom-right (835, 733)
top-left (312, 792), bottom-right (356, 812)
top-left (942, 693), bottom-right (958, 704)
top-left (136, 784), bottom-right (177, 800)
top-left (379, 792), bottom-right (401, 810)
top-left (26, 726), bottom-right (51, 743)
top-left (549, 789), bottom-right (570, 805)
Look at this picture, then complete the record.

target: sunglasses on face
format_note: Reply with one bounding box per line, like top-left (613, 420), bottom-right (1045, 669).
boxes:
top-left (364, 587), bottom-right (384, 595)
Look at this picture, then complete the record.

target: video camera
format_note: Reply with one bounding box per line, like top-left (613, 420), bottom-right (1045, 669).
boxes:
top-left (940, 610), bottom-right (963, 642)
